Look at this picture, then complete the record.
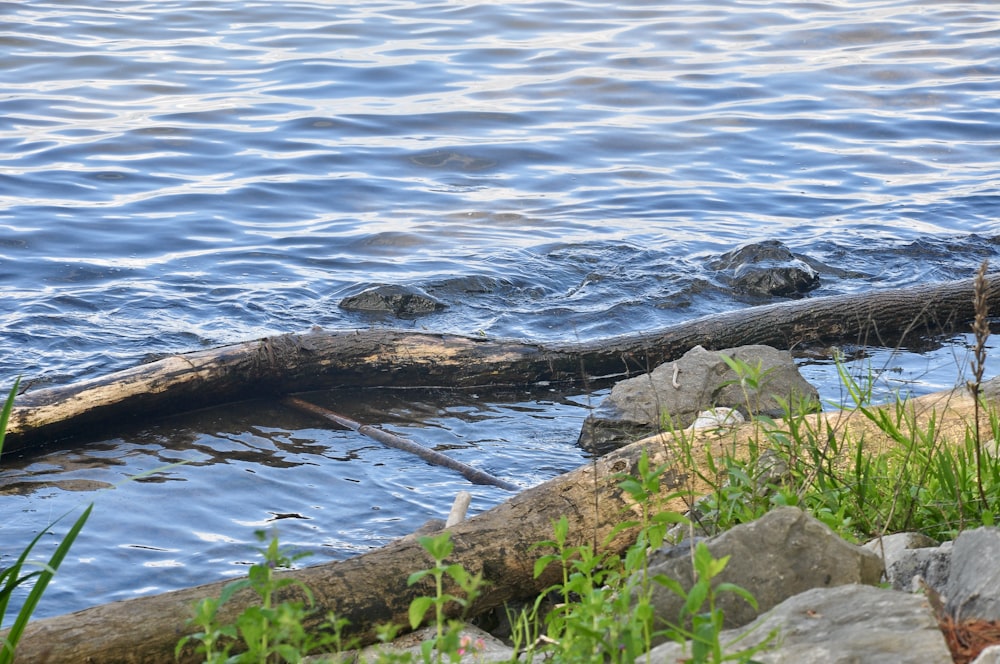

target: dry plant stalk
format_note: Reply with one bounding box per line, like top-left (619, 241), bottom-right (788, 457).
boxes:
top-left (967, 259), bottom-right (991, 508)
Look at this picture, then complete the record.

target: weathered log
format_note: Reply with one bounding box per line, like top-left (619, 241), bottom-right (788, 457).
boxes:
top-left (6, 275), bottom-right (998, 453)
top-left (7, 436), bottom-right (676, 664)
top-left (7, 382), bottom-right (996, 664)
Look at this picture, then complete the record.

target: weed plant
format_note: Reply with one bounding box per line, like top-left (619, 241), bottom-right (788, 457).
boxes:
top-left (177, 453), bottom-right (765, 663)
top-left (177, 532), bottom-right (349, 663)
top-left (0, 380), bottom-right (92, 664)
top-left (662, 348), bottom-right (999, 545)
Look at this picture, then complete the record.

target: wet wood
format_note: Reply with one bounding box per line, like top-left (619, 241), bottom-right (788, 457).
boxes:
top-left (8, 382), bottom-right (996, 663)
top-left (282, 396), bottom-right (519, 491)
top-left (5, 275), bottom-right (997, 454)
top-left (7, 437), bottom-right (671, 663)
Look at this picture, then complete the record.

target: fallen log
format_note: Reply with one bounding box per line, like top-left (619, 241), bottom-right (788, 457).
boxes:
top-left (6, 275), bottom-right (998, 453)
top-left (7, 434), bottom-right (678, 664)
top-left (7, 382), bottom-right (998, 664)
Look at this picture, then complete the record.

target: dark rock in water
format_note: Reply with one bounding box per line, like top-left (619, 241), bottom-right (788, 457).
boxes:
top-left (339, 284), bottom-right (446, 317)
top-left (709, 239), bottom-right (820, 297)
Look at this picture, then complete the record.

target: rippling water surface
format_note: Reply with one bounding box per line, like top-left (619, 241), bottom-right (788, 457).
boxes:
top-left (2, 0), bottom-right (1000, 620)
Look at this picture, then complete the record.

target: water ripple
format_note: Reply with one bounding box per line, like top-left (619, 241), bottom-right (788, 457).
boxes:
top-left (2, 0), bottom-right (1000, 618)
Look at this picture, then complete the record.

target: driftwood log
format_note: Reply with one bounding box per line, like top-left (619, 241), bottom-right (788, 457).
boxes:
top-left (6, 275), bottom-right (999, 454)
top-left (7, 383), bottom-right (996, 664)
top-left (8, 437), bottom-right (674, 663)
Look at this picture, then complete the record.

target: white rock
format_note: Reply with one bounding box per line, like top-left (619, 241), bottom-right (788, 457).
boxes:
top-left (687, 406), bottom-right (745, 430)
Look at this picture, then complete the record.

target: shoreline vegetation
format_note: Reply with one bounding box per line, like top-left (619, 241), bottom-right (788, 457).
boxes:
top-left (3, 268), bottom-right (999, 662)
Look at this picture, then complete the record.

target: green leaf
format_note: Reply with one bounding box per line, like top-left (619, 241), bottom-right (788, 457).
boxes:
top-left (715, 582), bottom-right (759, 610)
top-left (533, 555), bottom-right (556, 579)
top-left (418, 532), bottom-right (454, 561)
top-left (653, 574), bottom-right (684, 596)
top-left (0, 378), bottom-right (19, 460)
top-left (683, 582), bottom-right (709, 617)
top-left (408, 596), bottom-right (433, 630)
top-left (1, 503), bottom-right (92, 663)
top-left (705, 554), bottom-right (730, 579)
top-left (444, 563), bottom-right (467, 585)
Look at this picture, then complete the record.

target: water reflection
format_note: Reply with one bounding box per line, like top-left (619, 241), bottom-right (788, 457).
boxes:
top-left (3, 0), bottom-right (1000, 626)
top-left (0, 385), bottom-right (591, 620)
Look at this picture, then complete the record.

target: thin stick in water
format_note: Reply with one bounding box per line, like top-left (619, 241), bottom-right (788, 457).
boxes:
top-left (282, 396), bottom-right (519, 492)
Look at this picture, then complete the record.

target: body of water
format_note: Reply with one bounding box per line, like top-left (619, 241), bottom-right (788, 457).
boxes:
top-left (2, 0), bottom-right (999, 621)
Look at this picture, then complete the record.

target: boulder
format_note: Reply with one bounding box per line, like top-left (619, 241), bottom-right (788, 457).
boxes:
top-left (707, 239), bottom-right (820, 298)
top-left (578, 344), bottom-right (819, 454)
top-left (642, 507), bottom-right (883, 639)
top-left (945, 527), bottom-right (1000, 621)
top-left (648, 584), bottom-right (952, 663)
top-left (339, 284), bottom-right (446, 317)
top-left (861, 532), bottom-right (949, 592)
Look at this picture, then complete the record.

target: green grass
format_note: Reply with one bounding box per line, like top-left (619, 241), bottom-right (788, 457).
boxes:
top-left (680, 352), bottom-right (1000, 544)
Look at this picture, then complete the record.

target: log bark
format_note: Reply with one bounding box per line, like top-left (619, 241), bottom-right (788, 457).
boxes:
top-left (6, 275), bottom-right (998, 454)
top-left (7, 382), bottom-right (996, 664)
top-left (7, 438), bottom-right (672, 664)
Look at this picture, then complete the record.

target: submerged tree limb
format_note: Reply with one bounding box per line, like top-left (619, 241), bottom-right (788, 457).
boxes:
top-left (282, 396), bottom-right (519, 491)
top-left (5, 274), bottom-right (998, 453)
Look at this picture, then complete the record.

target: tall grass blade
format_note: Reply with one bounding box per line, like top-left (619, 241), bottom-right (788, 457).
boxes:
top-left (0, 377), bottom-right (19, 459)
top-left (0, 379), bottom-right (92, 664)
top-left (0, 504), bottom-right (92, 664)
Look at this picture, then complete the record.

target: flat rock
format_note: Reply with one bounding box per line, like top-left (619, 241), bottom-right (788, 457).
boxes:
top-left (643, 507), bottom-right (883, 640)
top-left (865, 535), bottom-right (951, 592)
top-left (648, 584), bottom-right (952, 663)
top-left (328, 624), bottom-right (513, 663)
top-left (945, 526), bottom-right (1000, 621)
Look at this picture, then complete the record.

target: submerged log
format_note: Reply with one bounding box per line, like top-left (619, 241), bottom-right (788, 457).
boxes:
top-left (6, 275), bottom-right (998, 453)
top-left (7, 382), bottom-right (996, 664)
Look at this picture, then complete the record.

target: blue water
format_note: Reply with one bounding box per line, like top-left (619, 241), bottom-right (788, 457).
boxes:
top-left (2, 0), bottom-right (1000, 621)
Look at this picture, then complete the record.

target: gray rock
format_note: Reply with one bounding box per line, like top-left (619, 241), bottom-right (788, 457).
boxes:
top-left (643, 507), bottom-right (883, 640)
top-left (339, 284), bottom-right (446, 317)
top-left (343, 624), bottom-right (513, 663)
top-left (863, 531), bottom-right (939, 569)
top-left (880, 540), bottom-right (952, 593)
top-left (973, 645), bottom-right (1000, 664)
top-left (708, 240), bottom-right (820, 298)
top-left (648, 585), bottom-right (952, 664)
top-left (945, 526), bottom-right (1000, 621)
top-left (578, 344), bottom-right (819, 454)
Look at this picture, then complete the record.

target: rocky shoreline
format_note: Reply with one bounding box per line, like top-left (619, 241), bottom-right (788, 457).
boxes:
top-left (356, 508), bottom-right (1000, 663)
top-left (356, 343), bottom-right (1000, 663)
